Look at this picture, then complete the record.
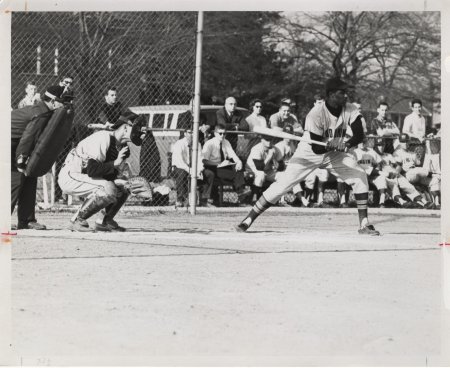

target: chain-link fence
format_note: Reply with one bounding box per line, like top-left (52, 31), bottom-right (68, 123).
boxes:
top-left (12, 11), bottom-right (197, 207)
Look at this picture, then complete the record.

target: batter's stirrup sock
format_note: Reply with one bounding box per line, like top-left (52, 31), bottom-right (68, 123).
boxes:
top-left (242, 194), bottom-right (273, 226)
top-left (354, 192), bottom-right (368, 225)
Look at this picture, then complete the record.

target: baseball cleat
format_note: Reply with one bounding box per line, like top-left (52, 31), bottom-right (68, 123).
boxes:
top-left (68, 219), bottom-right (94, 232)
top-left (17, 221), bottom-right (47, 230)
top-left (235, 222), bottom-right (249, 232)
top-left (358, 224), bottom-right (380, 236)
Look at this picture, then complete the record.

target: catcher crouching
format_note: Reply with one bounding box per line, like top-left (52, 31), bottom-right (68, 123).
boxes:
top-left (58, 112), bottom-right (147, 232)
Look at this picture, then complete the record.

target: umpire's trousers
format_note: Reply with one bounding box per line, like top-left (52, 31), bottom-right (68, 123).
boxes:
top-left (11, 138), bottom-right (38, 225)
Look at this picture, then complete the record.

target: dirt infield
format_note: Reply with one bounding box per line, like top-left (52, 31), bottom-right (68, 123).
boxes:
top-left (7, 207), bottom-right (450, 366)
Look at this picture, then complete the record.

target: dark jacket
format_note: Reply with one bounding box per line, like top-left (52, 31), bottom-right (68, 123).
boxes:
top-left (97, 101), bottom-right (123, 125)
top-left (11, 102), bottom-right (53, 161)
top-left (215, 108), bottom-right (249, 151)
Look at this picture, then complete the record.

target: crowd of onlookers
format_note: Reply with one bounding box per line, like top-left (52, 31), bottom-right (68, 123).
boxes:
top-left (15, 78), bottom-right (441, 210)
top-left (171, 95), bottom-right (441, 210)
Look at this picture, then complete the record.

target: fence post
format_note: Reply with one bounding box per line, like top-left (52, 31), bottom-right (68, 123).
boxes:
top-left (54, 47), bottom-right (59, 76)
top-left (189, 11), bottom-right (204, 215)
top-left (36, 45), bottom-right (41, 75)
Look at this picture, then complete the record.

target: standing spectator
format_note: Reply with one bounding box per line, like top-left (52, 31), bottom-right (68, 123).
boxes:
top-left (243, 99), bottom-right (268, 158)
top-left (367, 101), bottom-right (400, 154)
top-left (269, 99), bottom-right (304, 135)
top-left (215, 96), bottom-right (249, 152)
top-left (11, 85), bottom-right (69, 230)
top-left (245, 134), bottom-right (284, 201)
top-left (202, 123), bottom-right (251, 205)
top-left (17, 81), bottom-right (41, 108)
top-left (402, 98), bottom-right (426, 142)
top-left (171, 129), bottom-right (213, 208)
top-left (96, 87), bottom-right (124, 130)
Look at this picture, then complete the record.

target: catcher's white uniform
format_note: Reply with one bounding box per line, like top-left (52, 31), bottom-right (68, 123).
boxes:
top-left (263, 102), bottom-right (368, 204)
top-left (58, 131), bottom-right (125, 198)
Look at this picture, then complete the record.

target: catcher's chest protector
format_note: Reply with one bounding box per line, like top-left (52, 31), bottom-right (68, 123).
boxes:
top-left (25, 107), bottom-right (75, 177)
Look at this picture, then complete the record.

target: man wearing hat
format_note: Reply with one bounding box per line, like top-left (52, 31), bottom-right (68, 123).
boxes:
top-left (58, 111), bottom-right (144, 232)
top-left (237, 77), bottom-right (380, 235)
top-left (11, 85), bottom-right (72, 230)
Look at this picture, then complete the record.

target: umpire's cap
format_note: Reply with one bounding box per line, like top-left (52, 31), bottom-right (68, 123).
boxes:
top-left (112, 110), bottom-right (138, 129)
top-left (325, 77), bottom-right (352, 94)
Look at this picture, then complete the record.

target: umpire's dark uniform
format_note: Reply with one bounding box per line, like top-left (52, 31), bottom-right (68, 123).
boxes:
top-left (11, 102), bottom-right (52, 228)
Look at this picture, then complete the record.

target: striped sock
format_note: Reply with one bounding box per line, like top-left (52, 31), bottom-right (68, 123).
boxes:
top-left (354, 192), bottom-right (368, 226)
top-left (242, 195), bottom-right (273, 226)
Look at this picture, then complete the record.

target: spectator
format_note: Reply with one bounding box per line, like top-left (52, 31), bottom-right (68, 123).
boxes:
top-left (18, 81), bottom-right (41, 109)
top-left (96, 87), bottom-right (124, 130)
top-left (391, 136), bottom-right (434, 208)
top-left (402, 98), bottom-right (426, 142)
top-left (171, 129), bottom-right (213, 208)
top-left (368, 101), bottom-right (400, 155)
top-left (422, 139), bottom-right (441, 209)
top-left (59, 75), bottom-right (74, 93)
top-left (245, 133), bottom-right (285, 201)
top-left (11, 85), bottom-right (69, 230)
top-left (351, 138), bottom-right (387, 207)
top-left (243, 99), bottom-right (268, 158)
top-left (215, 96), bottom-right (249, 152)
top-left (378, 146), bottom-right (426, 209)
top-left (202, 123), bottom-right (251, 205)
top-left (313, 94), bottom-right (324, 107)
top-left (269, 99), bottom-right (304, 135)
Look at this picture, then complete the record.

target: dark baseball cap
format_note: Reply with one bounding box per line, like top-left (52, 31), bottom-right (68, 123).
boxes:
top-left (325, 77), bottom-right (352, 94)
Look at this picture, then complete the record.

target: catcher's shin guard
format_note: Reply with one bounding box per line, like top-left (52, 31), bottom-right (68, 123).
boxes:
top-left (103, 192), bottom-right (129, 222)
top-left (78, 194), bottom-right (115, 221)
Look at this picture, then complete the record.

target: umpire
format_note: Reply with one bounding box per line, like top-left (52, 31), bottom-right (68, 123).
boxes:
top-left (11, 85), bottom-right (68, 230)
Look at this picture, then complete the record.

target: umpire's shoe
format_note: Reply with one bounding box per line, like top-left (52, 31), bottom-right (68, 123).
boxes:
top-left (95, 219), bottom-right (126, 232)
top-left (358, 224), bottom-right (380, 236)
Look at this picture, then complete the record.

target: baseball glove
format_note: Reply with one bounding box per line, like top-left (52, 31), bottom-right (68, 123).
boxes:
top-left (125, 176), bottom-right (153, 200)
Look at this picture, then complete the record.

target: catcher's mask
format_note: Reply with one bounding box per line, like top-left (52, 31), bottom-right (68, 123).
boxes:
top-left (130, 115), bottom-right (146, 146)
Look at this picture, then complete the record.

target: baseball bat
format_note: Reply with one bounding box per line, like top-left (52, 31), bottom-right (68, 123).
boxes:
top-left (252, 126), bottom-right (327, 147)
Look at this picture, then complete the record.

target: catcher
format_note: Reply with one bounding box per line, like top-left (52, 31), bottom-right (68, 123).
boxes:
top-left (58, 111), bottom-right (150, 232)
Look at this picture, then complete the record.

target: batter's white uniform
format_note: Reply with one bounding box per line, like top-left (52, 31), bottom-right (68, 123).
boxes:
top-left (58, 131), bottom-right (125, 198)
top-left (263, 102), bottom-right (368, 204)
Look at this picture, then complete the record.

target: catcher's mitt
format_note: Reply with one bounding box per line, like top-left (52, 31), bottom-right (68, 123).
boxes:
top-left (125, 176), bottom-right (153, 200)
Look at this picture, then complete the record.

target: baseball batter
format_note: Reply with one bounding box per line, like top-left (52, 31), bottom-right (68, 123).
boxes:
top-left (236, 77), bottom-right (380, 235)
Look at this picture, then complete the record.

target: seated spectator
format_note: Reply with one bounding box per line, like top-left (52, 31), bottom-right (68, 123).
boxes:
top-left (215, 96), bottom-right (249, 152)
top-left (18, 81), bottom-right (41, 108)
top-left (391, 135), bottom-right (434, 208)
top-left (202, 123), bottom-right (251, 205)
top-left (171, 129), bottom-right (214, 208)
top-left (245, 133), bottom-right (285, 201)
top-left (422, 138), bottom-right (441, 209)
top-left (351, 138), bottom-right (387, 207)
top-left (378, 147), bottom-right (426, 208)
top-left (269, 99), bottom-right (304, 135)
